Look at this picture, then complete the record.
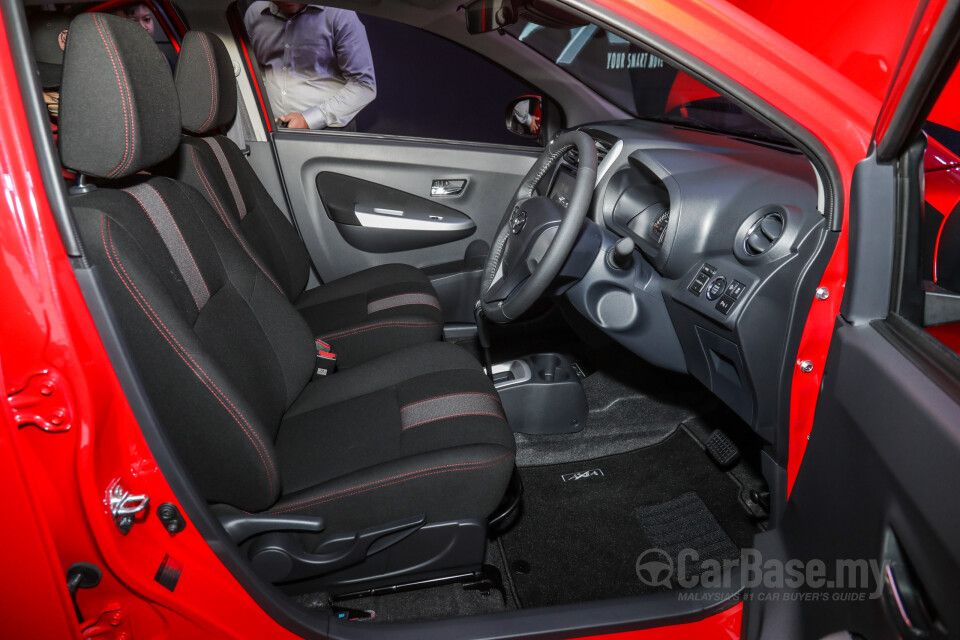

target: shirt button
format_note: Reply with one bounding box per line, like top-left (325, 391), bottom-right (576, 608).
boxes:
top-left (284, 43), bottom-right (290, 49)
top-left (281, 90), bottom-right (287, 95)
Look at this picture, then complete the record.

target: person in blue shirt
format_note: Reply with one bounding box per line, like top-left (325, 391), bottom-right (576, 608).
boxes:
top-left (244, 2), bottom-right (377, 130)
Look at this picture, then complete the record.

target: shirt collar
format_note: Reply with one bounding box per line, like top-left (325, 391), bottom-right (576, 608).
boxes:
top-left (263, 3), bottom-right (324, 19)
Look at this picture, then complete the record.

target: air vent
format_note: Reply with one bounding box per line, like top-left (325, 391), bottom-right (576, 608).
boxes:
top-left (564, 137), bottom-right (611, 166)
top-left (744, 212), bottom-right (784, 256)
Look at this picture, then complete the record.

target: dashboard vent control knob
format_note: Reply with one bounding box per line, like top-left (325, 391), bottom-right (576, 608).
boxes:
top-left (744, 212), bottom-right (785, 256)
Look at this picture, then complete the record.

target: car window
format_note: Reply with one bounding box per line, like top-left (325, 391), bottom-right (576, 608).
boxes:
top-left (505, 19), bottom-right (788, 144)
top-left (238, 4), bottom-right (544, 145)
top-left (357, 14), bottom-right (542, 145)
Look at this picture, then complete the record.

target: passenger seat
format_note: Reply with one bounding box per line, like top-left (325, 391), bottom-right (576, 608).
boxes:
top-left (59, 13), bottom-right (514, 594)
top-left (169, 31), bottom-right (442, 368)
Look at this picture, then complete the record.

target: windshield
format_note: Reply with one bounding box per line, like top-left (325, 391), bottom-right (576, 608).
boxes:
top-left (507, 20), bottom-right (789, 144)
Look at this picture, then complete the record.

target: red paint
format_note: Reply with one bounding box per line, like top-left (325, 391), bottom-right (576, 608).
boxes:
top-left (927, 323), bottom-right (960, 356)
top-left (664, 71), bottom-right (720, 114)
top-left (928, 54), bottom-right (960, 131)
top-left (576, 603), bottom-right (742, 639)
top-left (728, 0), bottom-right (924, 102)
top-left (925, 135), bottom-right (960, 172)
top-left (237, 25), bottom-right (273, 133)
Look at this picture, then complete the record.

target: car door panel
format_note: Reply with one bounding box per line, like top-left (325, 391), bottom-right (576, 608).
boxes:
top-left (316, 172), bottom-right (477, 253)
top-left (272, 131), bottom-right (538, 281)
top-left (745, 320), bottom-right (960, 639)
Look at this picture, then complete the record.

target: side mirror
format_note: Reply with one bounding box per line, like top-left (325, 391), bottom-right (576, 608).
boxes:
top-left (506, 95), bottom-right (543, 140)
top-left (464, 0), bottom-right (518, 34)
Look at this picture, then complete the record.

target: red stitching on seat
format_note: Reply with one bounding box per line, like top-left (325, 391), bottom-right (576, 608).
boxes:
top-left (93, 14), bottom-right (133, 178)
top-left (188, 147), bottom-right (284, 294)
top-left (268, 452), bottom-right (512, 514)
top-left (125, 185), bottom-right (211, 308)
top-left (401, 411), bottom-right (506, 431)
top-left (100, 215), bottom-right (277, 496)
top-left (198, 33), bottom-right (218, 132)
top-left (320, 320), bottom-right (439, 341)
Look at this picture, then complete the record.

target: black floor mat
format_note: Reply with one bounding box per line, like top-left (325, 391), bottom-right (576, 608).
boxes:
top-left (497, 428), bottom-right (757, 608)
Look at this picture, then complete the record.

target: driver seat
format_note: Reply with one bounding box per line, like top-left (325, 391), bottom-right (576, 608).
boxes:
top-left (58, 13), bottom-right (515, 595)
top-left (166, 31), bottom-right (442, 369)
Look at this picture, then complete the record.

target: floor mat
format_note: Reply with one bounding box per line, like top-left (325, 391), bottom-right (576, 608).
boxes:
top-left (635, 492), bottom-right (740, 584)
top-left (514, 366), bottom-right (716, 467)
top-left (498, 428), bottom-right (757, 608)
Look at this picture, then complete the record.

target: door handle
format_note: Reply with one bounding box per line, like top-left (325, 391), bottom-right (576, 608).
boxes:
top-left (431, 179), bottom-right (467, 197)
top-left (881, 529), bottom-right (944, 638)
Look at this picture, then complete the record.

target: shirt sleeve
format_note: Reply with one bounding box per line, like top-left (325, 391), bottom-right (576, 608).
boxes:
top-left (302, 11), bottom-right (377, 129)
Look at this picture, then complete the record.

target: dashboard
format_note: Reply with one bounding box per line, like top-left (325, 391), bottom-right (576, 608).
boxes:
top-left (553, 120), bottom-right (825, 444)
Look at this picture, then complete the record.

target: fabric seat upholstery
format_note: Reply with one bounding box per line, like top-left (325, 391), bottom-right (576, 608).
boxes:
top-left (59, 14), bottom-right (513, 542)
top-left (169, 31), bottom-right (442, 367)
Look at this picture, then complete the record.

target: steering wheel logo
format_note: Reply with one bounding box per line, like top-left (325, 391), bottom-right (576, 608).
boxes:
top-left (510, 208), bottom-right (528, 234)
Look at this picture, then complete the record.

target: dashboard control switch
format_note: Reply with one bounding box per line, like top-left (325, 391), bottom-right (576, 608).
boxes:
top-left (715, 295), bottom-right (735, 315)
top-left (726, 280), bottom-right (746, 300)
top-left (706, 277), bottom-right (727, 301)
top-left (689, 273), bottom-right (708, 295)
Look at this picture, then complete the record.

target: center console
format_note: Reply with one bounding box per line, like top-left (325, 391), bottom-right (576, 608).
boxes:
top-left (492, 353), bottom-right (588, 435)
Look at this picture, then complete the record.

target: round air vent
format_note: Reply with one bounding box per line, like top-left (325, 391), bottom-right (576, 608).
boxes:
top-left (743, 212), bottom-right (784, 256)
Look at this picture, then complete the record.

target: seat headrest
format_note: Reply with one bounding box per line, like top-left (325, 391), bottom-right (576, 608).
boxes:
top-left (28, 12), bottom-right (71, 89)
top-left (175, 31), bottom-right (237, 135)
top-left (59, 13), bottom-right (180, 179)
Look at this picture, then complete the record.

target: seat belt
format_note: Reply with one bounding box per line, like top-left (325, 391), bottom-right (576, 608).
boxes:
top-left (314, 338), bottom-right (337, 378)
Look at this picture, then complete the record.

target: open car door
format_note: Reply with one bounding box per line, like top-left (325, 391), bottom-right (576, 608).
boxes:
top-left (744, 2), bottom-right (960, 638)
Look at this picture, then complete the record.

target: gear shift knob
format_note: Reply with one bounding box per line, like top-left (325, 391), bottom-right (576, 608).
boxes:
top-left (609, 237), bottom-right (635, 269)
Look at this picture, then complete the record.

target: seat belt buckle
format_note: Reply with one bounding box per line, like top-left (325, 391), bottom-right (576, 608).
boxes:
top-left (314, 339), bottom-right (337, 378)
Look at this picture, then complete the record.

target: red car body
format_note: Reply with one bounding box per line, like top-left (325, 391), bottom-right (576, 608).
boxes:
top-left (0, 0), bottom-right (956, 638)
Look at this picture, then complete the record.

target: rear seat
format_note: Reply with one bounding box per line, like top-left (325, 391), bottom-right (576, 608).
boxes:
top-left (168, 31), bottom-right (442, 368)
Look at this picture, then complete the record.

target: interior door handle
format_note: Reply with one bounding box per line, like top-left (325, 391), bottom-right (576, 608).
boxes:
top-left (881, 529), bottom-right (944, 638)
top-left (431, 179), bottom-right (467, 197)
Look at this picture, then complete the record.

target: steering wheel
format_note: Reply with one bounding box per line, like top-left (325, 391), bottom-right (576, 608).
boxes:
top-left (480, 130), bottom-right (598, 323)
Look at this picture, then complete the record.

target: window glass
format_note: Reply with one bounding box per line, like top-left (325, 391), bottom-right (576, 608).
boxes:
top-left (239, 4), bottom-right (543, 145)
top-left (358, 14), bottom-right (542, 145)
top-left (505, 19), bottom-right (787, 144)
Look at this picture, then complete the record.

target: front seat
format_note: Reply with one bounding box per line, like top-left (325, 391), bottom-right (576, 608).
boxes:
top-left (168, 31), bottom-right (442, 369)
top-left (59, 13), bottom-right (515, 594)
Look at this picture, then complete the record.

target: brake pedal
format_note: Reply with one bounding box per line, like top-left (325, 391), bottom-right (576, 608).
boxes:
top-left (705, 430), bottom-right (740, 468)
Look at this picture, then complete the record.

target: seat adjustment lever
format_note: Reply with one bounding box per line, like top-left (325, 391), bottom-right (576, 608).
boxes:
top-left (248, 514), bottom-right (426, 583)
top-left (219, 513), bottom-right (326, 544)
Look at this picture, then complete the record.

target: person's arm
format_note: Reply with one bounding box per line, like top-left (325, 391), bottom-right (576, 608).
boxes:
top-left (301, 11), bottom-right (376, 129)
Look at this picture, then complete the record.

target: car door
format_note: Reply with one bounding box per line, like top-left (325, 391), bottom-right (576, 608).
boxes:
top-left (743, 3), bottom-right (960, 638)
top-left (233, 8), bottom-right (560, 323)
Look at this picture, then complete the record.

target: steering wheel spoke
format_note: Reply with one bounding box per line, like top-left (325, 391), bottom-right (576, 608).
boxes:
top-left (480, 131), bottom-right (599, 323)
